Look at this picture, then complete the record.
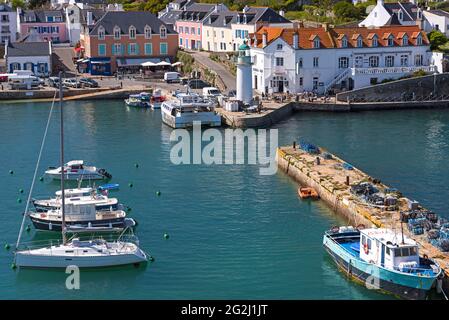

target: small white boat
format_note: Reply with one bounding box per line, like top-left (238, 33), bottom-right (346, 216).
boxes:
top-left (161, 93), bottom-right (221, 128)
top-left (15, 237), bottom-right (147, 268)
top-left (45, 160), bottom-right (111, 180)
top-left (150, 89), bottom-right (165, 109)
top-left (33, 187), bottom-right (120, 212)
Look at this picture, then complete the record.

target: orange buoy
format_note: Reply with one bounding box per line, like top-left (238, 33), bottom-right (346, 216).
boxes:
top-left (298, 187), bottom-right (320, 200)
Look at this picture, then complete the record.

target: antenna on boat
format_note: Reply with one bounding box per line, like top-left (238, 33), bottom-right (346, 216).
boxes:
top-left (59, 71), bottom-right (67, 245)
top-left (400, 220), bottom-right (405, 245)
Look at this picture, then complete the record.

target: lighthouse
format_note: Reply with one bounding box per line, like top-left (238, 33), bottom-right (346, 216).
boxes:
top-left (236, 41), bottom-right (253, 105)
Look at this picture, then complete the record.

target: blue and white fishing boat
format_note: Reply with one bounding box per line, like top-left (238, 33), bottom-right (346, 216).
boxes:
top-left (323, 226), bottom-right (442, 300)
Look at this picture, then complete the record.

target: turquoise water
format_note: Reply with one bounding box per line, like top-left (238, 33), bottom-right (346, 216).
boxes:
top-left (1, 101), bottom-right (448, 299)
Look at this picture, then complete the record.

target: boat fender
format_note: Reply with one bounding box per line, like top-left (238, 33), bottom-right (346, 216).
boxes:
top-left (40, 213), bottom-right (46, 218)
top-left (356, 224), bottom-right (366, 230)
top-left (423, 254), bottom-right (429, 260)
top-left (364, 243), bottom-right (369, 255)
top-left (331, 226), bottom-right (339, 233)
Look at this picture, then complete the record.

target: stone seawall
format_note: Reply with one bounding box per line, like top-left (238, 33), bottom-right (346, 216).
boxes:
top-left (337, 73), bottom-right (449, 102)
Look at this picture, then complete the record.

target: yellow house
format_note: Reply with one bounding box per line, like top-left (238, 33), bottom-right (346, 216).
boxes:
top-left (201, 11), bottom-right (236, 52)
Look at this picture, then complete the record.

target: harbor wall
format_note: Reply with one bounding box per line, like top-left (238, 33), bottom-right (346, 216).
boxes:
top-left (336, 73), bottom-right (449, 102)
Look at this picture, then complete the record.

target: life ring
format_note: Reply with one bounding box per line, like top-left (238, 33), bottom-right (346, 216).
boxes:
top-left (423, 254), bottom-right (429, 260)
top-left (364, 243), bottom-right (369, 255)
top-left (40, 213), bottom-right (47, 218)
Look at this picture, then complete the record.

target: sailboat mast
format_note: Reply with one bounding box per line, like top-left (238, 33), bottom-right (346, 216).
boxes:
top-left (59, 71), bottom-right (67, 244)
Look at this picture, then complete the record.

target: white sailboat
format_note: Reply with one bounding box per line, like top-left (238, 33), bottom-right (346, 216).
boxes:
top-left (14, 73), bottom-right (148, 268)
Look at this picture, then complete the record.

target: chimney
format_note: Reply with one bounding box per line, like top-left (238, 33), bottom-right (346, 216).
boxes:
top-left (262, 32), bottom-right (267, 47)
top-left (87, 11), bottom-right (93, 26)
top-left (293, 32), bottom-right (299, 49)
top-left (279, 9), bottom-right (285, 17)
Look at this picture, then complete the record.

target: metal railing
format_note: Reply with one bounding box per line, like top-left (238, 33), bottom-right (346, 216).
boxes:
top-left (346, 94), bottom-right (449, 103)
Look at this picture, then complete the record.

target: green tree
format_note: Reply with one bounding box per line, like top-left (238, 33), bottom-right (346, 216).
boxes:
top-left (428, 30), bottom-right (448, 50)
top-left (333, 1), bottom-right (360, 21)
top-left (10, 0), bottom-right (26, 9)
top-left (28, 0), bottom-right (49, 9)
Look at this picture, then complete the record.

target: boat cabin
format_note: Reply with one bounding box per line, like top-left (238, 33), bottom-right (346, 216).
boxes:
top-left (55, 187), bottom-right (94, 199)
top-left (360, 228), bottom-right (419, 271)
top-left (66, 160), bottom-right (84, 170)
top-left (64, 203), bottom-right (97, 221)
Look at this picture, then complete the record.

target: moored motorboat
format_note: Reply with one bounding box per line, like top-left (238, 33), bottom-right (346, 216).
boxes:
top-left (323, 226), bottom-right (442, 299)
top-left (150, 89), bottom-right (165, 109)
top-left (125, 92), bottom-right (151, 108)
top-left (298, 187), bottom-right (319, 199)
top-left (45, 160), bottom-right (111, 181)
top-left (161, 93), bottom-right (221, 128)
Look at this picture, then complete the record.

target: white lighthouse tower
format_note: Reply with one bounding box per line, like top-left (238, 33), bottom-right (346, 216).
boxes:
top-left (236, 41), bottom-right (253, 105)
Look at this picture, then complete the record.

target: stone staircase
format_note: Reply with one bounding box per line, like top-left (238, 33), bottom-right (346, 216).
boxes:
top-left (324, 68), bottom-right (351, 94)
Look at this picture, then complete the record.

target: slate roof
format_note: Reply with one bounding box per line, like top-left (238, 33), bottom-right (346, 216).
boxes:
top-left (203, 11), bottom-right (238, 27)
top-left (234, 7), bottom-right (290, 25)
top-left (20, 10), bottom-right (66, 23)
top-left (6, 41), bottom-right (51, 57)
top-left (79, 8), bottom-right (106, 25)
top-left (90, 11), bottom-right (175, 35)
top-left (427, 9), bottom-right (449, 19)
top-left (159, 10), bottom-right (183, 26)
top-left (0, 3), bottom-right (13, 12)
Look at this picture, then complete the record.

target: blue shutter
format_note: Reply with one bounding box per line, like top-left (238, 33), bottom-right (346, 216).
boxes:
top-left (128, 44), bottom-right (131, 55)
top-left (112, 44), bottom-right (116, 55)
top-left (135, 44), bottom-right (139, 55)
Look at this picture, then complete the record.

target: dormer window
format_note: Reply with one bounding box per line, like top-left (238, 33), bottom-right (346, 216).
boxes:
top-left (144, 25), bottom-right (152, 39)
top-left (113, 26), bottom-right (120, 39)
top-left (388, 35), bottom-right (394, 46)
top-left (341, 37), bottom-right (348, 48)
top-left (313, 37), bottom-right (320, 48)
top-left (417, 34), bottom-right (422, 45)
top-left (398, 10), bottom-right (403, 21)
top-left (417, 9), bottom-right (422, 20)
top-left (402, 35), bottom-right (408, 46)
top-left (277, 44), bottom-right (283, 50)
top-left (129, 26), bottom-right (136, 39)
top-left (372, 35), bottom-right (378, 47)
top-left (357, 36), bottom-right (363, 48)
top-left (98, 26), bottom-right (105, 40)
top-left (160, 26), bottom-right (167, 39)
top-left (243, 14), bottom-right (247, 24)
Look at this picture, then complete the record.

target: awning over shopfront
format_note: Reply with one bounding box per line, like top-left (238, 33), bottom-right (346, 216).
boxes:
top-left (117, 57), bottom-right (172, 67)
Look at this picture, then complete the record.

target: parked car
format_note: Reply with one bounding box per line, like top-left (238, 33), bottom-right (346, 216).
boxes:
top-left (203, 87), bottom-right (222, 99)
top-left (164, 72), bottom-right (180, 83)
top-left (48, 76), bottom-right (60, 88)
top-left (186, 79), bottom-right (211, 89)
top-left (227, 90), bottom-right (237, 98)
top-left (63, 78), bottom-right (81, 88)
top-left (79, 78), bottom-right (99, 88)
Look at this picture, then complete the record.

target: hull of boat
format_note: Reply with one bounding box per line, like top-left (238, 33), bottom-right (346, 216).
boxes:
top-left (30, 216), bottom-right (127, 232)
top-left (161, 111), bottom-right (221, 129)
top-left (15, 251), bottom-right (147, 268)
top-left (45, 172), bottom-right (105, 181)
top-left (125, 100), bottom-right (151, 108)
top-left (322, 235), bottom-right (436, 300)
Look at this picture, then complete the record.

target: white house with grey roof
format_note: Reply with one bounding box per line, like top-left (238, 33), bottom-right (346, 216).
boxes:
top-left (423, 9), bottom-right (449, 38)
top-left (0, 3), bottom-right (18, 44)
top-left (359, 0), bottom-right (424, 28)
top-left (4, 40), bottom-right (52, 76)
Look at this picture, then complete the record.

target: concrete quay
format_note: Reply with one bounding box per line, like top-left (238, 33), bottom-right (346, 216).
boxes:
top-left (276, 146), bottom-right (449, 293)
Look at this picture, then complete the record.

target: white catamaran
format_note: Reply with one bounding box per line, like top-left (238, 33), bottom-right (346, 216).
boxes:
top-left (14, 73), bottom-right (148, 268)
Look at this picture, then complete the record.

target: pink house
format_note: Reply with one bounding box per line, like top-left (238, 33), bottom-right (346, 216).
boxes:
top-left (19, 9), bottom-right (68, 43)
top-left (175, 3), bottom-right (227, 50)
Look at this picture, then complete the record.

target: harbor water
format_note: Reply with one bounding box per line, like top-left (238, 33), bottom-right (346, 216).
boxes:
top-left (0, 100), bottom-right (448, 299)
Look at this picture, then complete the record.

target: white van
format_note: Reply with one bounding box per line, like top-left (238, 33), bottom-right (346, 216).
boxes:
top-left (203, 87), bottom-right (221, 98)
top-left (164, 72), bottom-right (180, 83)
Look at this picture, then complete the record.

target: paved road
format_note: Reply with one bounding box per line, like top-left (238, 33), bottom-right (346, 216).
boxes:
top-left (188, 50), bottom-right (236, 92)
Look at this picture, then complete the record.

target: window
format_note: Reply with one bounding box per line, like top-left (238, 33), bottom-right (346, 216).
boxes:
top-left (98, 44), bottom-right (106, 56)
top-left (313, 37), bottom-right (320, 48)
top-left (185, 27), bottom-right (189, 34)
top-left (198, 28), bottom-right (201, 35)
top-left (369, 56), bottom-right (379, 67)
top-left (385, 55), bottom-right (394, 67)
top-left (145, 43), bottom-right (153, 55)
top-left (129, 26), bottom-right (136, 39)
top-left (355, 56), bottom-right (363, 68)
top-left (299, 77), bottom-right (303, 86)
top-left (313, 57), bottom-right (319, 68)
top-left (206, 30), bottom-right (209, 37)
top-left (400, 54), bottom-right (408, 66)
top-left (357, 37), bottom-right (363, 48)
top-left (222, 31), bottom-right (225, 39)
top-left (341, 38), bottom-right (348, 48)
top-left (160, 42), bottom-right (168, 55)
top-left (161, 26), bottom-right (167, 38)
top-left (98, 26), bottom-right (105, 40)
top-left (338, 57), bottom-right (349, 69)
top-left (112, 43), bottom-right (122, 55)
top-left (372, 36), bottom-right (378, 47)
top-left (277, 44), bottom-right (283, 50)
top-left (191, 27), bottom-right (195, 35)
top-left (367, 239), bottom-right (372, 250)
top-left (298, 58), bottom-right (303, 68)
top-left (179, 26), bottom-right (183, 34)
top-left (144, 25), bottom-right (152, 39)
top-left (435, 24), bottom-right (439, 31)
top-left (180, 38), bottom-right (183, 46)
top-left (388, 35), bottom-right (394, 46)
top-left (416, 35), bottom-right (422, 45)
top-left (386, 247), bottom-right (390, 255)
top-left (113, 26), bottom-right (120, 40)
top-left (128, 43), bottom-right (137, 55)
top-left (402, 35), bottom-right (408, 46)
top-left (415, 54), bottom-right (423, 66)
top-left (275, 57), bottom-right (284, 66)
top-left (398, 10), bottom-right (403, 21)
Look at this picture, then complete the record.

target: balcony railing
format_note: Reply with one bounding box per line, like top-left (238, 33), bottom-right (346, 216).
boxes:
top-left (351, 65), bottom-right (437, 75)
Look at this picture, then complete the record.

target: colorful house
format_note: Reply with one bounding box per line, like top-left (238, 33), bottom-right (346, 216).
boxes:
top-left (81, 11), bottom-right (178, 75)
top-left (18, 9), bottom-right (69, 43)
top-left (175, 3), bottom-right (227, 50)
top-left (0, 3), bottom-right (18, 44)
top-left (5, 40), bottom-right (52, 76)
